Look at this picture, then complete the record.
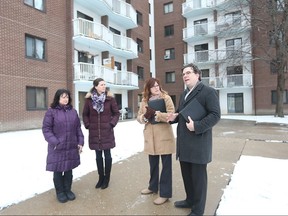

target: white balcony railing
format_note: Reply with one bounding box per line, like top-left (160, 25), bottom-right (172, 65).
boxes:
top-left (202, 74), bottom-right (253, 89)
top-left (73, 18), bottom-right (138, 58)
top-left (73, 62), bottom-right (138, 87)
top-left (184, 45), bottom-right (252, 64)
top-left (183, 22), bottom-right (216, 40)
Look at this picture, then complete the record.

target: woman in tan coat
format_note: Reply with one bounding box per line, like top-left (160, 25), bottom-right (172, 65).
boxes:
top-left (137, 77), bottom-right (175, 205)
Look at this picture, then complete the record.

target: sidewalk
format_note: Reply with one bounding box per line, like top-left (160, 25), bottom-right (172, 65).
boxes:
top-left (0, 119), bottom-right (287, 215)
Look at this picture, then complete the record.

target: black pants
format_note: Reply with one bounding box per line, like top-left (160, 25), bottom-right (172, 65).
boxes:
top-left (180, 161), bottom-right (207, 215)
top-left (96, 149), bottom-right (111, 160)
top-left (148, 154), bottom-right (172, 198)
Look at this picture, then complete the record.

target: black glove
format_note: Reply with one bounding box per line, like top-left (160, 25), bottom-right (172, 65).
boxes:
top-left (144, 106), bottom-right (156, 120)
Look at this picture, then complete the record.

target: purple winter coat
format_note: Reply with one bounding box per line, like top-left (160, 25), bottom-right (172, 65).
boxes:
top-left (42, 106), bottom-right (84, 172)
top-left (82, 92), bottom-right (120, 150)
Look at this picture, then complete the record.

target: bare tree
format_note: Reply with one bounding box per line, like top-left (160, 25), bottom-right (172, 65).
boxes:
top-left (249, 0), bottom-right (287, 117)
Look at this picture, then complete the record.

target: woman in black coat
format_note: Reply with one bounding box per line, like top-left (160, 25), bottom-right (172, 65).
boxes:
top-left (168, 63), bottom-right (221, 216)
top-left (82, 78), bottom-right (120, 189)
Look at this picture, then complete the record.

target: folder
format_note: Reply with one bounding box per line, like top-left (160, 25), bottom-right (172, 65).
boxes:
top-left (147, 98), bottom-right (166, 124)
top-left (179, 98), bottom-right (207, 122)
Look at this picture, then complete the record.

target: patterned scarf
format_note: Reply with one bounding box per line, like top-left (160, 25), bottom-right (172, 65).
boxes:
top-left (91, 91), bottom-right (106, 113)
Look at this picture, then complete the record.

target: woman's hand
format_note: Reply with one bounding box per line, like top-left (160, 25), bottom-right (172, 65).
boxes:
top-left (78, 145), bottom-right (83, 154)
top-left (166, 112), bottom-right (178, 122)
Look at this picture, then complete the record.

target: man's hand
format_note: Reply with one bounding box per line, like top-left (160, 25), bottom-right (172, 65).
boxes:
top-left (166, 112), bottom-right (178, 122)
top-left (186, 116), bottom-right (195, 131)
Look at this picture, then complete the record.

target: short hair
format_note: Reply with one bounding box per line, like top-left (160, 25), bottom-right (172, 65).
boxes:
top-left (50, 89), bottom-right (72, 108)
top-left (182, 63), bottom-right (202, 81)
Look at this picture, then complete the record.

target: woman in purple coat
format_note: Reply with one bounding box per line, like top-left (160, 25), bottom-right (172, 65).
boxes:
top-left (82, 78), bottom-right (120, 189)
top-left (42, 89), bottom-right (84, 203)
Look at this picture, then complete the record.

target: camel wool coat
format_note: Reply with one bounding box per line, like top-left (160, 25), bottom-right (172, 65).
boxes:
top-left (137, 93), bottom-right (175, 155)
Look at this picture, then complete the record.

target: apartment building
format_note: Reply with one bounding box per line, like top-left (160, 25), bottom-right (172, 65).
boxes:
top-left (0, 0), bottom-right (73, 132)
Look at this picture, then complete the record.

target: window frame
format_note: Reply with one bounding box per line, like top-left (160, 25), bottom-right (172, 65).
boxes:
top-left (24, 0), bottom-right (46, 12)
top-left (26, 86), bottom-right (48, 110)
top-left (137, 66), bottom-right (144, 80)
top-left (271, 90), bottom-right (288, 104)
top-left (25, 34), bottom-right (46, 60)
top-left (165, 71), bottom-right (176, 83)
top-left (164, 25), bottom-right (174, 37)
top-left (164, 2), bottom-right (173, 14)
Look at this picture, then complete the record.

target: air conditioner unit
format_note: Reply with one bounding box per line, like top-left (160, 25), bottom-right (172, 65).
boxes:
top-left (164, 55), bottom-right (170, 60)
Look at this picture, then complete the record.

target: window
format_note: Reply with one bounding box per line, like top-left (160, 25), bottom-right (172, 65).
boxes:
top-left (271, 90), bottom-right (288, 104)
top-left (137, 66), bottom-right (144, 80)
top-left (225, 11), bottom-right (241, 25)
top-left (226, 38), bottom-right (242, 59)
top-left (164, 2), bottom-right (173, 14)
top-left (24, 0), bottom-right (45, 11)
top-left (164, 48), bottom-right (175, 60)
top-left (136, 11), bottom-right (143, 26)
top-left (194, 19), bottom-right (208, 35)
top-left (25, 34), bottom-right (46, 60)
top-left (137, 38), bottom-right (143, 53)
top-left (164, 25), bottom-right (174, 37)
top-left (195, 44), bottom-right (208, 62)
top-left (227, 93), bottom-right (243, 113)
top-left (227, 66), bottom-right (243, 86)
top-left (166, 71), bottom-right (175, 83)
top-left (201, 69), bottom-right (210, 86)
top-left (26, 87), bottom-right (47, 110)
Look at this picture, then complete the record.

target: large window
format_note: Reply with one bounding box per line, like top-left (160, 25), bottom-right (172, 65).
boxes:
top-left (226, 38), bottom-right (242, 59)
top-left (227, 93), bottom-right (243, 113)
top-left (227, 66), bottom-right (243, 86)
top-left (165, 71), bottom-right (175, 83)
top-left (164, 2), bottom-right (173, 14)
top-left (137, 66), bottom-right (144, 80)
top-left (225, 11), bottom-right (241, 25)
top-left (136, 11), bottom-right (143, 26)
top-left (24, 0), bottom-right (45, 11)
top-left (25, 34), bottom-right (46, 60)
top-left (271, 90), bottom-right (288, 104)
top-left (26, 87), bottom-right (47, 110)
top-left (137, 38), bottom-right (143, 53)
top-left (164, 48), bottom-right (175, 60)
top-left (164, 25), bottom-right (174, 37)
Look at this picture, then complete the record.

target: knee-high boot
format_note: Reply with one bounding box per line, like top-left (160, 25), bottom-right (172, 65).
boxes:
top-left (63, 170), bottom-right (75, 200)
top-left (95, 158), bottom-right (105, 188)
top-left (53, 173), bottom-right (68, 203)
top-left (101, 158), bottom-right (112, 189)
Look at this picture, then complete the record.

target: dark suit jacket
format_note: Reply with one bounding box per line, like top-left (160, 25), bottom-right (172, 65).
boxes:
top-left (173, 82), bottom-right (221, 164)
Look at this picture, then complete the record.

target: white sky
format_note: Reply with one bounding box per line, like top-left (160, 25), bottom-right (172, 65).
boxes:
top-left (0, 115), bottom-right (287, 214)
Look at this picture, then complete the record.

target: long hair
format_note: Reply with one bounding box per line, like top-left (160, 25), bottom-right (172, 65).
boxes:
top-left (182, 63), bottom-right (202, 81)
top-left (142, 78), bottom-right (168, 102)
top-left (50, 89), bottom-right (72, 108)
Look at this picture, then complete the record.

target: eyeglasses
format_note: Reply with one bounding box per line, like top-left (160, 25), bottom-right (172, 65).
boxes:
top-left (182, 71), bottom-right (193, 77)
top-left (151, 85), bottom-right (159, 88)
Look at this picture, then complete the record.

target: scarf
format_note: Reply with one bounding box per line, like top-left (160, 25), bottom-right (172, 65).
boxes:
top-left (91, 91), bottom-right (106, 113)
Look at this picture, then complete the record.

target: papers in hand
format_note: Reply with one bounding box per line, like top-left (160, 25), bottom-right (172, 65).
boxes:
top-left (179, 98), bottom-right (207, 122)
top-left (147, 98), bottom-right (166, 124)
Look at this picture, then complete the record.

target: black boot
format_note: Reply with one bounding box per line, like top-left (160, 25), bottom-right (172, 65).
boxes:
top-left (53, 172), bottom-right (68, 203)
top-left (63, 170), bottom-right (75, 201)
top-left (101, 158), bottom-right (112, 189)
top-left (95, 159), bottom-right (105, 188)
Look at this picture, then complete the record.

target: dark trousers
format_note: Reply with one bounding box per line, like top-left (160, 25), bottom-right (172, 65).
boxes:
top-left (180, 161), bottom-right (207, 215)
top-left (148, 154), bottom-right (172, 198)
top-left (96, 149), bottom-right (111, 160)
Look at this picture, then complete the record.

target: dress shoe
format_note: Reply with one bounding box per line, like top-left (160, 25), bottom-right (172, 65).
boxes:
top-left (141, 188), bottom-right (153, 195)
top-left (153, 197), bottom-right (168, 205)
top-left (174, 200), bottom-right (193, 208)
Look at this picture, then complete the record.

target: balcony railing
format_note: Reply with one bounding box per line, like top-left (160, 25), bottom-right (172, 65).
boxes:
top-left (183, 22), bottom-right (216, 42)
top-left (182, 0), bottom-right (215, 17)
top-left (202, 74), bottom-right (253, 89)
top-left (73, 18), bottom-right (138, 59)
top-left (184, 45), bottom-right (252, 65)
top-left (74, 62), bottom-right (138, 87)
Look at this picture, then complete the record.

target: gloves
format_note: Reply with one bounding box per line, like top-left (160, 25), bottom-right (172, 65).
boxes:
top-left (144, 106), bottom-right (156, 120)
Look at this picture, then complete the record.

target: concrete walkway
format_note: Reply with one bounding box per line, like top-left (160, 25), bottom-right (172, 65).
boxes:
top-left (1, 119), bottom-right (287, 215)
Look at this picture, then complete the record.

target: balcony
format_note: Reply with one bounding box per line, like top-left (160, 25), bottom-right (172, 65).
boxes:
top-left (216, 18), bottom-right (251, 37)
top-left (202, 74), bottom-right (253, 89)
top-left (74, 0), bottom-right (137, 29)
top-left (73, 18), bottom-right (138, 59)
top-left (182, 0), bottom-right (215, 18)
top-left (73, 63), bottom-right (139, 90)
top-left (183, 22), bottom-right (216, 43)
top-left (184, 45), bottom-right (252, 65)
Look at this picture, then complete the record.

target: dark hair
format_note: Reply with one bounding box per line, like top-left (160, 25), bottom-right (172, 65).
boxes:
top-left (89, 78), bottom-right (105, 93)
top-left (182, 63), bottom-right (202, 81)
top-left (142, 77), bottom-right (167, 101)
top-left (50, 89), bottom-right (72, 108)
